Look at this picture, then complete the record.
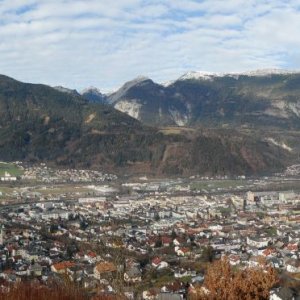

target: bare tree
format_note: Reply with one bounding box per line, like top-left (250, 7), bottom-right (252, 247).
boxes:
top-left (189, 256), bottom-right (278, 300)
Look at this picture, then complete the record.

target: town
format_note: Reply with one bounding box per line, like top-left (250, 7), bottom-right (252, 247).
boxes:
top-left (0, 163), bottom-right (299, 299)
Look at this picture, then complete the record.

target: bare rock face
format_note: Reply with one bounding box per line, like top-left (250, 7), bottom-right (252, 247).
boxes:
top-left (107, 70), bottom-right (300, 129)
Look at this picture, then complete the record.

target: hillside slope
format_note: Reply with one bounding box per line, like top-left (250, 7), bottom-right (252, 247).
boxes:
top-left (108, 70), bottom-right (300, 129)
top-left (0, 75), bottom-right (294, 176)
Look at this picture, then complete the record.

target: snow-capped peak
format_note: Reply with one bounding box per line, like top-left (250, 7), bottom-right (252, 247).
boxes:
top-left (130, 75), bottom-right (151, 84)
top-left (175, 69), bottom-right (299, 83)
top-left (162, 71), bottom-right (220, 86)
top-left (53, 86), bottom-right (80, 96)
top-left (121, 75), bottom-right (151, 89)
top-left (135, 75), bottom-right (150, 81)
top-left (238, 68), bottom-right (298, 76)
top-left (81, 86), bottom-right (102, 95)
top-left (179, 71), bottom-right (222, 81)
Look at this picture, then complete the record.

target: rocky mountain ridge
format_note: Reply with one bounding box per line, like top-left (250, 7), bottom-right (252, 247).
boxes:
top-left (64, 69), bottom-right (300, 129)
top-left (0, 74), bottom-right (295, 176)
top-left (105, 69), bottom-right (300, 128)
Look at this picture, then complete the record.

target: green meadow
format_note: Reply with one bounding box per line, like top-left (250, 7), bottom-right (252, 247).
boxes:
top-left (0, 162), bottom-right (23, 177)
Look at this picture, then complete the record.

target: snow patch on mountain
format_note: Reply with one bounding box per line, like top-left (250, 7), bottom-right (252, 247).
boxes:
top-left (240, 69), bottom-right (298, 76)
top-left (173, 69), bottom-right (300, 84)
top-left (53, 86), bottom-right (79, 95)
top-left (266, 138), bottom-right (292, 152)
top-left (287, 102), bottom-right (300, 117)
top-left (178, 71), bottom-right (220, 81)
top-left (81, 86), bottom-right (102, 95)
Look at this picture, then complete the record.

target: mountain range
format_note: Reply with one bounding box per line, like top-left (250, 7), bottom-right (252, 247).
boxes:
top-left (99, 69), bottom-right (300, 129)
top-left (0, 71), bottom-right (299, 176)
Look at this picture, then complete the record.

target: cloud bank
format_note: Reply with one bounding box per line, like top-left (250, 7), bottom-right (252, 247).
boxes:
top-left (0, 0), bottom-right (300, 91)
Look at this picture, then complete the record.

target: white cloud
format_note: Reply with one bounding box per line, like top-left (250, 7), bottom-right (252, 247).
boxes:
top-left (0, 0), bottom-right (299, 91)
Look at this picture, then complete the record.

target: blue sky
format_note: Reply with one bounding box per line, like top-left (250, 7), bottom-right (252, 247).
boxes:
top-left (0, 0), bottom-right (300, 91)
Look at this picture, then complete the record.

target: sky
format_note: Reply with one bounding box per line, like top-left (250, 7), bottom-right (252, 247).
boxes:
top-left (1, 0), bottom-right (300, 91)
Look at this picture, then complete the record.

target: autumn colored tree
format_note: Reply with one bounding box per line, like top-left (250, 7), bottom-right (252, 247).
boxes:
top-left (189, 256), bottom-right (278, 300)
top-left (0, 281), bottom-right (87, 300)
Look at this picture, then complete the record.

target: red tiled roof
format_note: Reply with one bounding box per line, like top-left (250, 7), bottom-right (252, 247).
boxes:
top-left (286, 244), bottom-right (298, 251)
top-left (152, 257), bottom-right (162, 265)
top-left (87, 251), bottom-right (97, 258)
top-left (95, 262), bottom-right (117, 274)
top-left (179, 247), bottom-right (190, 253)
top-left (52, 261), bottom-right (75, 271)
top-left (262, 248), bottom-right (275, 256)
top-left (162, 236), bottom-right (172, 244)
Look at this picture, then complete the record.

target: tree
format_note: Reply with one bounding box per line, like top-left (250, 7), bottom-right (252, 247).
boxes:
top-left (154, 238), bottom-right (162, 248)
top-left (80, 220), bottom-right (88, 231)
top-left (201, 246), bottom-right (214, 263)
top-left (50, 224), bottom-right (58, 233)
top-left (171, 229), bottom-right (177, 239)
top-left (66, 241), bottom-right (78, 259)
top-left (190, 257), bottom-right (278, 300)
top-left (154, 214), bottom-right (160, 222)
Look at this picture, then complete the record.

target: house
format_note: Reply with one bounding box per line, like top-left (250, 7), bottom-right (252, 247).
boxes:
top-left (160, 281), bottom-right (186, 295)
top-left (157, 293), bottom-right (183, 300)
top-left (15, 264), bottom-right (29, 276)
top-left (85, 251), bottom-right (98, 262)
top-left (267, 257), bottom-right (283, 269)
top-left (246, 236), bottom-right (269, 248)
top-left (174, 269), bottom-right (196, 278)
top-left (84, 265), bottom-right (95, 278)
top-left (123, 288), bottom-right (135, 300)
top-left (124, 266), bottom-right (142, 283)
top-left (162, 237), bottom-right (173, 247)
top-left (41, 210), bottom-right (69, 220)
top-left (285, 243), bottom-right (298, 252)
top-left (94, 261), bottom-right (117, 280)
top-left (157, 261), bottom-right (169, 270)
top-left (261, 248), bottom-right (276, 257)
top-left (147, 237), bottom-right (159, 248)
top-left (152, 257), bottom-right (162, 268)
top-left (0, 172), bottom-right (17, 182)
top-left (286, 259), bottom-right (300, 273)
top-left (125, 258), bottom-right (140, 269)
top-left (67, 265), bottom-right (84, 282)
top-left (143, 288), bottom-right (159, 300)
top-left (28, 263), bottom-right (43, 276)
top-left (228, 254), bottom-right (240, 266)
top-left (270, 287), bottom-right (298, 300)
top-left (175, 247), bottom-right (190, 257)
top-left (173, 237), bottom-right (186, 247)
top-left (51, 261), bottom-right (75, 274)
top-left (191, 274), bottom-right (205, 284)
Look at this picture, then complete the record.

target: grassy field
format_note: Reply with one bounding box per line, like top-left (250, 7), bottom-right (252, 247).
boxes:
top-left (159, 127), bottom-right (196, 135)
top-left (0, 162), bottom-right (23, 177)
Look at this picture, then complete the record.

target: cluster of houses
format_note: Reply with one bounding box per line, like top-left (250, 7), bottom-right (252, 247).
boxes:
top-left (0, 182), bottom-right (299, 299)
top-left (20, 163), bottom-right (117, 183)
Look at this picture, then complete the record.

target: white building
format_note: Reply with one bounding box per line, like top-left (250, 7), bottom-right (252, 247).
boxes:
top-left (0, 172), bottom-right (17, 182)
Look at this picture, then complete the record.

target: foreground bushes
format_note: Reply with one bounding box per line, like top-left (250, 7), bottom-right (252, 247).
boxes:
top-left (0, 282), bottom-right (87, 300)
top-left (189, 257), bottom-right (278, 300)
